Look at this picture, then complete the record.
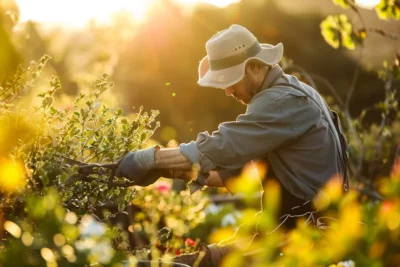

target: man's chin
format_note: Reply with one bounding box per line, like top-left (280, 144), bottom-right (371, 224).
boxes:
top-left (234, 97), bottom-right (249, 105)
top-left (239, 99), bottom-right (250, 105)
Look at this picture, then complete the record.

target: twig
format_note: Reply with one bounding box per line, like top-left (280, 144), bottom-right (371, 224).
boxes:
top-left (348, 1), bottom-right (367, 29)
top-left (343, 47), bottom-right (364, 179)
top-left (374, 74), bottom-right (393, 157)
top-left (285, 65), bottom-right (318, 90)
top-left (345, 48), bottom-right (363, 110)
top-left (309, 74), bottom-right (345, 107)
top-left (370, 73), bottom-right (394, 182)
top-left (365, 28), bottom-right (400, 41)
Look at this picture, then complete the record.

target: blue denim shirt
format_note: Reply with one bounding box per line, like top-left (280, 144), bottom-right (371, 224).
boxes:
top-left (180, 65), bottom-right (342, 200)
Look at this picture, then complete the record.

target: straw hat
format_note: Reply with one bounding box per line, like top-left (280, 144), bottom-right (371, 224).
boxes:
top-left (198, 24), bottom-right (283, 89)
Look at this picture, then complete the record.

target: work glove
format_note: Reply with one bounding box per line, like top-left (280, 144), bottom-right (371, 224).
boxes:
top-left (115, 146), bottom-right (158, 186)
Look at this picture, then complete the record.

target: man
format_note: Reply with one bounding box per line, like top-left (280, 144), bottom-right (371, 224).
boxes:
top-left (116, 24), bottom-right (348, 266)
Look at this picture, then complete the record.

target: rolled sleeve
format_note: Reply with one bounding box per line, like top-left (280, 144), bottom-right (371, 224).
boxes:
top-left (179, 141), bottom-right (216, 171)
top-left (179, 141), bottom-right (200, 164)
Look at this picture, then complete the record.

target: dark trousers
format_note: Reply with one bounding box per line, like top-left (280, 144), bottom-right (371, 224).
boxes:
top-left (263, 172), bottom-right (315, 230)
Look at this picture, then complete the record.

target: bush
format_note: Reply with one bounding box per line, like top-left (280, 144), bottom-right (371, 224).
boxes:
top-left (0, 56), bottom-right (208, 266)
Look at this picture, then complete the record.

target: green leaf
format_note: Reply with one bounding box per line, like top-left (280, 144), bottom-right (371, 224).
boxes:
top-left (42, 96), bottom-right (53, 109)
top-left (39, 54), bottom-right (52, 64)
top-left (376, 0), bottom-right (400, 20)
top-left (37, 92), bottom-right (46, 98)
top-left (140, 132), bottom-right (147, 142)
top-left (320, 14), bottom-right (357, 50)
top-left (332, 0), bottom-right (352, 9)
top-left (118, 203), bottom-right (126, 212)
top-left (115, 188), bottom-right (120, 196)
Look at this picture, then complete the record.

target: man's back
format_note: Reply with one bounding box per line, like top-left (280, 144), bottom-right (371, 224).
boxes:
top-left (263, 74), bottom-right (341, 201)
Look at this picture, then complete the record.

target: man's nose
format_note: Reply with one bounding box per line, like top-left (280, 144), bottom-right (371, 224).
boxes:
top-left (225, 86), bottom-right (234, 96)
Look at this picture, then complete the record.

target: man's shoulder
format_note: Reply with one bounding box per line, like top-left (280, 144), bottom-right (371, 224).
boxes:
top-left (252, 82), bottom-right (308, 104)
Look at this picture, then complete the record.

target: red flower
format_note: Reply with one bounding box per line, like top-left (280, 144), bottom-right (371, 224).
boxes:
top-left (185, 238), bottom-right (196, 247)
top-left (381, 201), bottom-right (393, 214)
top-left (391, 158), bottom-right (400, 178)
top-left (175, 249), bottom-right (181, 256)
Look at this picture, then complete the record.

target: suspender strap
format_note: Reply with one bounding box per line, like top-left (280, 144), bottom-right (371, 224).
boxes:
top-left (274, 82), bottom-right (349, 192)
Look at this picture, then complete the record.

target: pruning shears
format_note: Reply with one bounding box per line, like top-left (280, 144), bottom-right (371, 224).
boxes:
top-left (59, 156), bottom-right (135, 187)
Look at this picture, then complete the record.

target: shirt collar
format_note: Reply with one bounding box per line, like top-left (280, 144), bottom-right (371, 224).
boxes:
top-left (259, 64), bottom-right (284, 91)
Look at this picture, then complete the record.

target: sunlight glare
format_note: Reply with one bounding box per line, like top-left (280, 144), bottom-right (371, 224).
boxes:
top-left (15, 0), bottom-right (241, 27)
top-left (354, 0), bottom-right (380, 10)
top-left (175, 0), bottom-right (240, 8)
top-left (15, 0), bottom-right (157, 27)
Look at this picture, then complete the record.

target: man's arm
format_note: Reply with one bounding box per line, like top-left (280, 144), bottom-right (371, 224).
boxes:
top-left (154, 147), bottom-right (225, 187)
top-left (154, 147), bottom-right (193, 170)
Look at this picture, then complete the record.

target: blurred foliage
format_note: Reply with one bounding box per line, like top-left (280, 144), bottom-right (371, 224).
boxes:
top-left (320, 14), bottom-right (365, 50)
top-left (0, 189), bottom-right (129, 266)
top-left (0, 54), bottom-right (208, 266)
top-left (316, 0), bottom-right (400, 195)
top-left (129, 180), bottom-right (208, 260)
top-left (0, 0), bottom-right (21, 82)
top-left (376, 0), bottom-right (400, 20)
top-left (333, 0), bottom-right (354, 9)
top-left (212, 160), bottom-right (400, 267)
top-left (0, 55), bottom-right (161, 218)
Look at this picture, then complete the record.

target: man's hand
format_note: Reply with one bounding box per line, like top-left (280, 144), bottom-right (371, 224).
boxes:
top-left (115, 146), bottom-right (158, 185)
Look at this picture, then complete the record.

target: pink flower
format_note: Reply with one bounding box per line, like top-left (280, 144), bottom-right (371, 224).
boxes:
top-left (155, 181), bottom-right (171, 193)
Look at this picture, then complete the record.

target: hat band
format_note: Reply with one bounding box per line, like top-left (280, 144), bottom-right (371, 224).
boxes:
top-left (209, 42), bottom-right (262, 70)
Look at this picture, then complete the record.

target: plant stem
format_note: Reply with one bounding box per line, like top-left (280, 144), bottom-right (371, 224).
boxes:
top-left (344, 47), bottom-right (364, 180)
top-left (366, 28), bottom-right (400, 41)
top-left (370, 73), bottom-right (394, 182)
top-left (309, 74), bottom-right (345, 107)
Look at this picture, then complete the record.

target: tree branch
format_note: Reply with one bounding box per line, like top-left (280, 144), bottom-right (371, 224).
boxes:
top-left (366, 28), bottom-right (400, 41)
top-left (285, 64), bottom-right (318, 89)
top-left (308, 74), bottom-right (345, 107)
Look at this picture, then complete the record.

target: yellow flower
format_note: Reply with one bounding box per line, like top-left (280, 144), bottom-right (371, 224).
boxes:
top-left (0, 160), bottom-right (26, 193)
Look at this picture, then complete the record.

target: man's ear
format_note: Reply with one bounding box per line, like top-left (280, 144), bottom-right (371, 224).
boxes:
top-left (245, 62), bottom-right (257, 73)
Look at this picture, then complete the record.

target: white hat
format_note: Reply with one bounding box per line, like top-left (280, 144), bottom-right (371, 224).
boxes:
top-left (198, 24), bottom-right (283, 89)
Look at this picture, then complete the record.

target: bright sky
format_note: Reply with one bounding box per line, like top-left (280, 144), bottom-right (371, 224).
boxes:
top-left (15, 0), bottom-right (240, 27)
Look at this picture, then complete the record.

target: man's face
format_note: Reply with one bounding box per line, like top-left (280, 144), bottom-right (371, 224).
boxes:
top-left (224, 74), bottom-right (257, 105)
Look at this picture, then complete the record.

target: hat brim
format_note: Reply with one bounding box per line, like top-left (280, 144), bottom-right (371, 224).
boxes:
top-left (197, 43), bottom-right (283, 89)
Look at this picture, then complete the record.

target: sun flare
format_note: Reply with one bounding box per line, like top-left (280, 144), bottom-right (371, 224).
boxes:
top-left (354, 0), bottom-right (380, 9)
top-left (15, 0), bottom-right (240, 27)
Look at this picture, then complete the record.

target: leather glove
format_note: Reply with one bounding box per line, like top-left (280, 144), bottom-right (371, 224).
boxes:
top-left (115, 146), bottom-right (158, 186)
